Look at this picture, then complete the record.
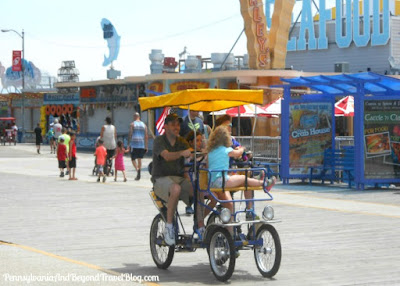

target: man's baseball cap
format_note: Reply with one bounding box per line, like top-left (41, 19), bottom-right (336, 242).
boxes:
top-left (164, 113), bottom-right (182, 125)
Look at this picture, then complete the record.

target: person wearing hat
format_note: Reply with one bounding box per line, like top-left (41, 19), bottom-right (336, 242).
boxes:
top-left (152, 113), bottom-right (205, 246)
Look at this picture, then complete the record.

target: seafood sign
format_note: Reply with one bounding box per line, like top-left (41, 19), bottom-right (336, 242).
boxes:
top-left (101, 18), bottom-right (120, 67)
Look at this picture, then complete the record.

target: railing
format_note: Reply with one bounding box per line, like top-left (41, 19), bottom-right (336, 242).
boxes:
top-left (235, 136), bottom-right (281, 162)
top-left (234, 136), bottom-right (355, 163)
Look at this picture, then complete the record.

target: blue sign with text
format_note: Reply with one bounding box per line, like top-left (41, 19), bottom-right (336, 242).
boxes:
top-left (265, 0), bottom-right (390, 51)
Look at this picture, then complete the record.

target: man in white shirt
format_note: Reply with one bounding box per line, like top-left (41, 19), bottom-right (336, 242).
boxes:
top-left (53, 119), bottom-right (63, 140)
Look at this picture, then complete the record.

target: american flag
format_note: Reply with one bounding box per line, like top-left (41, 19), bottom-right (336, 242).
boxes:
top-left (155, 107), bottom-right (170, 135)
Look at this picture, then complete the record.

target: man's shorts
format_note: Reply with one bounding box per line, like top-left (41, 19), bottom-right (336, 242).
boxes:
top-left (58, 160), bottom-right (66, 169)
top-left (131, 148), bottom-right (146, 160)
top-left (97, 164), bottom-right (104, 173)
top-left (69, 157), bottom-right (77, 168)
top-left (154, 176), bottom-right (192, 205)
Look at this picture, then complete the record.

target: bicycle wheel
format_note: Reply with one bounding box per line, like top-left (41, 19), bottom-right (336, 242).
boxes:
top-left (254, 224), bottom-right (281, 278)
top-left (207, 226), bottom-right (235, 282)
top-left (150, 214), bottom-right (174, 269)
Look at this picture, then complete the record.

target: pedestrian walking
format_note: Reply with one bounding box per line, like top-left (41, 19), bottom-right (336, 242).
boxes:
top-left (128, 112), bottom-right (148, 181)
top-left (112, 140), bottom-right (129, 182)
top-left (53, 119), bottom-right (62, 143)
top-left (46, 126), bottom-right (56, 154)
top-left (100, 116), bottom-right (117, 176)
top-left (34, 123), bottom-right (42, 154)
top-left (57, 136), bottom-right (67, 177)
top-left (94, 139), bottom-right (107, 183)
top-left (68, 131), bottom-right (78, 180)
top-left (59, 128), bottom-right (71, 175)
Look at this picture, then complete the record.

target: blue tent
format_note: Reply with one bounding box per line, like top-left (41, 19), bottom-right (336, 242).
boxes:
top-left (273, 72), bottom-right (400, 189)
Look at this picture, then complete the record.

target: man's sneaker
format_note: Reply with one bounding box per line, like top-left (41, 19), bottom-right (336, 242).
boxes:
top-left (185, 206), bottom-right (194, 215)
top-left (266, 176), bottom-right (277, 191)
top-left (65, 170), bottom-right (69, 175)
top-left (103, 176), bottom-right (106, 183)
top-left (97, 178), bottom-right (100, 182)
top-left (60, 172), bottom-right (64, 177)
top-left (163, 225), bottom-right (176, 246)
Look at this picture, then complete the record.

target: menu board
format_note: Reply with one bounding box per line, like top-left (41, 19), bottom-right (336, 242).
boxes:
top-left (289, 102), bottom-right (332, 175)
top-left (364, 100), bottom-right (400, 179)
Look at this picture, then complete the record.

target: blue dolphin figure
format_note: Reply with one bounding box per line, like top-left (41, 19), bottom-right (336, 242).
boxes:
top-left (101, 18), bottom-right (121, 67)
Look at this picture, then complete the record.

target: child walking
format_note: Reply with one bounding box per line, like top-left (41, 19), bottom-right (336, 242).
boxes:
top-left (94, 139), bottom-right (107, 182)
top-left (112, 140), bottom-right (129, 182)
top-left (68, 131), bottom-right (78, 180)
top-left (57, 136), bottom-right (68, 177)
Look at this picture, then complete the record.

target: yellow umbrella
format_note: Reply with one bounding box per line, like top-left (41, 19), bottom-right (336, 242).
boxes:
top-left (139, 89), bottom-right (263, 112)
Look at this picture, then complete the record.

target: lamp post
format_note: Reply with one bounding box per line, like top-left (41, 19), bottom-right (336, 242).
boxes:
top-left (1, 29), bottom-right (25, 142)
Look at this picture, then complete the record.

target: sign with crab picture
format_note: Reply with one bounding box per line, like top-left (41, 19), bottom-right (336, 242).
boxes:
top-left (288, 102), bottom-right (332, 175)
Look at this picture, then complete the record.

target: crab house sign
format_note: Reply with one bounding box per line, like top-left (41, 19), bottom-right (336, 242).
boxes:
top-left (266, 0), bottom-right (390, 50)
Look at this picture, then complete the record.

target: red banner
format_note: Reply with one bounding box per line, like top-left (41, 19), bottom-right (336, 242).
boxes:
top-left (12, 50), bottom-right (22, 72)
top-left (80, 87), bottom-right (96, 98)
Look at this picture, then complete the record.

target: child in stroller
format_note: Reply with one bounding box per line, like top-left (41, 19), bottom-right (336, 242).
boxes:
top-left (92, 136), bottom-right (114, 176)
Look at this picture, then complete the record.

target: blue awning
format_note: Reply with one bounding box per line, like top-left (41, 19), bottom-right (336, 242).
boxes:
top-left (273, 72), bottom-right (400, 97)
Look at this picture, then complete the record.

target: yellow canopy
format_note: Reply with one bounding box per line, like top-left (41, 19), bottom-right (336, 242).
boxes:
top-left (139, 89), bottom-right (264, 112)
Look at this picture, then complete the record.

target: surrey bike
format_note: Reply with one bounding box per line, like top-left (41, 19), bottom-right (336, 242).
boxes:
top-left (140, 89), bottom-right (282, 282)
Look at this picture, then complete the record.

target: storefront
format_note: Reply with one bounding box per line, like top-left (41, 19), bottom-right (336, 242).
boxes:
top-left (9, 93), bottom-right (44, 142)
top-left (277, 72), bottom-right (400, 189)
top-left (77, 83), bottom-right (144, 149)
top-left (43, 92), bottom-right (80, 134)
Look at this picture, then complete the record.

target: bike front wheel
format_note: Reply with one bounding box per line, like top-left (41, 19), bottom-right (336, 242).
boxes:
top-left (207, 226), bottom-right (235, 282)
top-left (254, 224), bottom-right (281, 278)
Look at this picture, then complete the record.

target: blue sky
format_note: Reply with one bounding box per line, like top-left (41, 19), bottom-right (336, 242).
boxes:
top-left (0, 0), bottom-right (335, 82)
